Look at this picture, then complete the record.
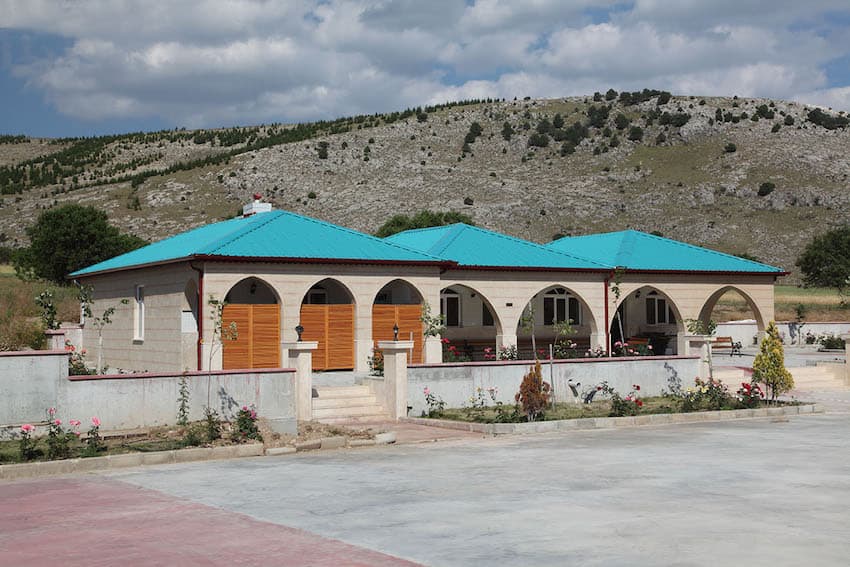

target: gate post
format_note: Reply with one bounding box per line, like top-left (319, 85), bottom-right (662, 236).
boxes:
top-left (842, 334), bottom-right (850, 386)
top-left (283, 341), bottom-right (318, 421)
top-left (377, 340), bottom-right (413, 419)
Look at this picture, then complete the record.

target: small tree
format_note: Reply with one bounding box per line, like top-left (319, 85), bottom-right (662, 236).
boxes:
top-left (35, 289), bottom-right (60, 330)
top-left (207, 296), bottom-right (238, 404)
top-left (420, 301), bottom-right (446, 338)
top-left (797, 226), bottom-right (850, 303)
top-left (79, 285), bottom-right (128, 374)
top-left (752, 321), bottom-right (794, 402)
top-left (515, 360), bottom-right (550, 422)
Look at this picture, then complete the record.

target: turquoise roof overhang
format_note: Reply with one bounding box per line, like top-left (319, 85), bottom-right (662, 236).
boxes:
top-left (70, 210), bottom-right (450, 278)
top-left (546, 230), bottom-right (786, 275)
top-left (385, 223), bottom-right (609, 271)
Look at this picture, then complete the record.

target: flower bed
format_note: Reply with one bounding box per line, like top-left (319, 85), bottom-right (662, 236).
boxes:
top-left (418, 376), bottom-right (795, 425)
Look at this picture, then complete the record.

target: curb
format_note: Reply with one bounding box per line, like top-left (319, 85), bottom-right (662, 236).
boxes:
top-left (402, 404), bottom-right (823, 435)
top-left (292, 432), bottom-right (396, 453)
top-left (0, 443), bottom-right (265, 482)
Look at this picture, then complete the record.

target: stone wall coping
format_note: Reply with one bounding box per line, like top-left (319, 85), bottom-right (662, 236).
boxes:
top-left (377, 340), bottom-right (415, 350)
top-left (409, 354), bottom-right (699, 370)
top-left (0, 349), bottom-right (69, 358)
top-left (68, 367), bottom-right (296, 382)
top-left (281, 341), bottom-right (318, 350)
top-left (402, 403), bottom-right (823, 434)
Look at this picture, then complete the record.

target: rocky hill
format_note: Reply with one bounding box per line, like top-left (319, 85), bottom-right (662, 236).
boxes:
top-left (1, 92), bottom-right (849, 281)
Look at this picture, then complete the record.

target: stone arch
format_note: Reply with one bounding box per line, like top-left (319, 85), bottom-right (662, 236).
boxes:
top-left (224, 276), bottom-right (280, 305)
top-left (372, 279), bottom-right (425, 363)
top-left (221, 277), bottom-right (281, 369)
top-left (609, 285), bottom-right (685, 355)
top-left (698, 286), bottom-right (766, 332)
top-left (438, 283), bottom-right (503, 361)
top-left (299, 278), bottom-right (356, 371)
top-left (372, 278), bottom-right (424, 305)
top-left (515, 284), bottom-right (599, 358)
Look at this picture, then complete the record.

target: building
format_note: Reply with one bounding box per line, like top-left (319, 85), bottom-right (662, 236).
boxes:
top-left (70, 199), bottom-right (784, 373)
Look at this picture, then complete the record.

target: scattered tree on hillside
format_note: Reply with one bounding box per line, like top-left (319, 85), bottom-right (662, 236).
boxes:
top-left (14, 205), bottom-right (146, 283)
top-left (797, 226), bottom-right (850, 303)
top-left (375, 210), bottom-right (475, 238)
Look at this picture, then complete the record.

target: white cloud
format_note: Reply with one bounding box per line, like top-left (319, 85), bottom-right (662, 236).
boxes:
top-left (2, 0), bottom-right (849, 128)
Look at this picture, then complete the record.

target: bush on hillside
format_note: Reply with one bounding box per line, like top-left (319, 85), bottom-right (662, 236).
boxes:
top-left (375, 210), bottom-right (475, 238)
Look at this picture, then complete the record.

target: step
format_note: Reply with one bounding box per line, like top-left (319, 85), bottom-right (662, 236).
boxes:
top-left (312, 396), bottom-right (381, 409)
top-left (317, 415), bottom-right (390, 425)
top-left (314, 385), bottom-right (373, 399)
top-left (312, 405), bottom-right (388, 419)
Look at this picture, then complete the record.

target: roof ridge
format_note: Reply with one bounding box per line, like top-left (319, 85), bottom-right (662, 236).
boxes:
top-left (428, 224), bottom-right (468, 255)
top-left (389, 223), bottom-right (468, 237)
top-left (201, 211), bottom-right (283, 254)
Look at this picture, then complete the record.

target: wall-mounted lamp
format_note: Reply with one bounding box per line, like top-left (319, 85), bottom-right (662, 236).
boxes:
top-left (634, 290), bottom-right (641, 299)
top-left (295, 325), bottom-right (304, 341)
top-left (393, 324), bottom-right (399, 341)
top-left (249, 281), bottom-right (258, 295)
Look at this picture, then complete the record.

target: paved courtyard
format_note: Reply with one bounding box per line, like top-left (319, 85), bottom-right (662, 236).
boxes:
top-left (2, 412), bottom-right (850, 566)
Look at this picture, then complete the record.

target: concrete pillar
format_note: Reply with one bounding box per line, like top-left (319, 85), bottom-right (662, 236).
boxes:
top-left (496, 334), bottom-right (517, 350)
top-left (354, 339), bottom-right (373, 373)
top-left (684, 335), bottom-right (712, 379)
top-left (377, 340), bottom-right (413, 419)
top-left (424, 336), bottom-right (442, 364)
top-left (45, 329), bottom-right (66, 350)
top-left (282, 341), bottom-right (317, 421)
top-left (842, 334), bottom-right (850, 386)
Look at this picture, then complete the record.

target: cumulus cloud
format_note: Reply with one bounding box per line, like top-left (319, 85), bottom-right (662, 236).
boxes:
top-left (2, 0), bottom-right (849, 128)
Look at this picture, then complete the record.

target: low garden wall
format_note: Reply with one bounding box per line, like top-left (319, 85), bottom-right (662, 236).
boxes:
top-left (407, 356), bottom-right (700, 417)
top-left (716, 321), bottom-right (850, 346)
top-left (0, 350), bottom-right (297, 437)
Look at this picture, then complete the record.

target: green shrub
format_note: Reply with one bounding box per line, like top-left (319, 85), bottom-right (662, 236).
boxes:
top-left (784, 115), bottom-right (795, 126)
top-left (752, 322), bottom-right (794, 401)
top-left (605, 88), bottom-right (618, 101)
top-left (757, 182), bottom-right (775, 197)
top-left (527, 133), bottom-right (549, 147)
top-left (796, 226), bottom-right (850, 290)
top-left (771, 123), bottom-right (781, 133)
top-left (627, 126), bottom-right (644, 141)
top-left (807, 108), bottom-right (849, 130)
top-left (724, 142), bottom-right (737, 153)
top-left (614, 113), bottom-right (630, 130)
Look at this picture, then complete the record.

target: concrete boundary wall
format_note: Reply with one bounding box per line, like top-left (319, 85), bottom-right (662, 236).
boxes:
top-left (717, 321), bottom-right (850, 346)
top-left (407, 356), bottom-right (700, 417)
top-left (0, 351), bottom-right (297, 437)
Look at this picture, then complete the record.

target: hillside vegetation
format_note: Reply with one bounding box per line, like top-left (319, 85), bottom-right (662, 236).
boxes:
top-left (1, 92), bottom-right (849, 281)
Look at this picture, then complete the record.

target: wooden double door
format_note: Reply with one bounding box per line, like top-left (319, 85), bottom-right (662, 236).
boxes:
top-left (300, 304), bottom-right (355, 371)
top-left (221, 304), bottom-right (280, 369)
top-left (372, 304), bottom-right (423, 364)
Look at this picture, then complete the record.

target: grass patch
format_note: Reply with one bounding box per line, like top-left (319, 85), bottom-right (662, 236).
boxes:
top-left (713, 285), bottom-right (849, 322)
top-left (0, 271), bottom-right (81, 350)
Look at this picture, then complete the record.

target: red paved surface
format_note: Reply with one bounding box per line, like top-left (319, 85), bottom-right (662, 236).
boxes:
top-left (0, 478), bottom-right (421, 567)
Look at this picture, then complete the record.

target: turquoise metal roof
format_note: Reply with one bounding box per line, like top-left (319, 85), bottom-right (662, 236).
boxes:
top-left (71, 210), bottom-right (444, 277)
top-left (385, 224), bottom-right (608, 270)
top-left (547, 230), bottom-right (783, 273)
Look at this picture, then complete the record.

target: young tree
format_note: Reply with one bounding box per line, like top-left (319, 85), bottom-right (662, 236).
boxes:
top-left (515, 360), bottom-right (550, 422)
top-left (78, 285), bottom-right (128, 374)
top-left (14, 204), bottom-right (146, 283)
top-left (752, 321), bottom-right (794, 402)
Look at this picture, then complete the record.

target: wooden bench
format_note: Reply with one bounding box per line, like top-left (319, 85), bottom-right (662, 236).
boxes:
top-left (712, 336), bottom-right (743, 357)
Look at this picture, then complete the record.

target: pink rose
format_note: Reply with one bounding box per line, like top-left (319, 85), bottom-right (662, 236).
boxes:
top-left (91, 416), bottom-right (101, 427)
top-left (242, 406), bottom-right (248, 411)
top-left (48, 407), bottom-right (56, 416)
top-left (21, 424), bottom-right (34, 433)
top-left (423, 387), bottom-right (430, 396)
top-left (53, 419), bottom-right (62, 426)
top-left (69, 419), bottom-right (81, 427)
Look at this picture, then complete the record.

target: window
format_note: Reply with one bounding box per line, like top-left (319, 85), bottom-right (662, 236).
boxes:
top-left (482, 303), bottom-right (494, 327)
top-left (305, 286), bottom-right (327, 305)
top-left (133, 285), bottom-right (145, 341)
top-left (543, 288), bottom-right (580, 325)
top-left (646, 293), bottom-right (674, 325)
top-left (441, 289), bottom-right (460, 327)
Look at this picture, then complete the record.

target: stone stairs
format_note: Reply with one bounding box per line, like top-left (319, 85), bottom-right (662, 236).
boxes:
top-left (312, 385), bottom-right (389, 424)
top-left (789, 365), bottom-right (848, 391)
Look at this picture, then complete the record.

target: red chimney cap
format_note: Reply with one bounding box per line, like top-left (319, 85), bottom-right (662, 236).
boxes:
top-left (252, 193), bottom-right (262, 201)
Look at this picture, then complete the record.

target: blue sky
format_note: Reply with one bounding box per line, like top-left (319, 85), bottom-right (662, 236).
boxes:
top-left (2, 0), bottom-right (849, 138)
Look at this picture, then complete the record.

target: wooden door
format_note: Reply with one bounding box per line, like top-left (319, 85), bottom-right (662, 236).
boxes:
top-left (300, 304), bottom-right (355, 371)
top-left (372, 304), bottom-right (423, 363)
top-left (222, 304), bottom-right (280, 369)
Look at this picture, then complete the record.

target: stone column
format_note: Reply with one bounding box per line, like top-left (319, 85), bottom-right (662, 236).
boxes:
top-left (684, 335), bottom-right (712, 379)
top-left (842, 334), bottom-right (850, 386)
top-left (377, 340), bottom-right (413, 419)
top-left (45, 329), bottom-right (66, 350)
top-left (424, 336), bottom-right (442, 364)
top-left (282, 341), bottom-right (318, 421)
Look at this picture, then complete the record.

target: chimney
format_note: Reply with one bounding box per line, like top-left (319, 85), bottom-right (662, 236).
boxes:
top-left (243, 194), bottom-right (272, 217)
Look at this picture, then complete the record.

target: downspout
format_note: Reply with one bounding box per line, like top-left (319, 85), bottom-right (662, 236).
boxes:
top-left (603, 275), bottom-right (610, 354)
top-left (190, 262), bottom-right (204, 371)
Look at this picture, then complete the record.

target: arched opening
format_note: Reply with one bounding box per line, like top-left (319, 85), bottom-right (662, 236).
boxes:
top-left (516, 286), bottom-right (597, 359)
top-left (699, 286), bottom-right (767, 346)
top-left (440, 284), bottom-right (502, 361)
top-left (300, 279), bottom-right (356, 371)
top-left (372, 279), bottom-right (424, 363)
top-left (609, 286), bottom-right (683, 355)
top-left (221, 277), bottom-right (281, 369)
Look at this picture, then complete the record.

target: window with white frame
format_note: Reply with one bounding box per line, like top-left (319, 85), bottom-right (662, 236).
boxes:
top-left (440, 289), bottom-right (461, 327)
top-left (133, 285), bottom-right (145, 340)
top-left (543, 288), bottom-right (581, 325)
top-left (645, 292), bottom-right (676, 325)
